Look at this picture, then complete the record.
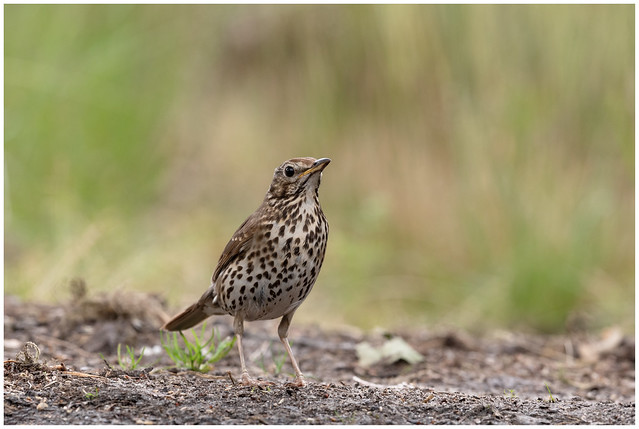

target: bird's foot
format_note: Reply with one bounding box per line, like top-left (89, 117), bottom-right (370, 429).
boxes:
top-left (239, 372), bottom-right (274, 387)
top-left (285, 375), bottom-right (307, 388)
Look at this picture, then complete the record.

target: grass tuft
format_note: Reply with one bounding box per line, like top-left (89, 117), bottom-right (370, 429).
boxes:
top-left (116, 344), bottom-right (146, 370)
top-left (160, 323), bottom-right (236, 372)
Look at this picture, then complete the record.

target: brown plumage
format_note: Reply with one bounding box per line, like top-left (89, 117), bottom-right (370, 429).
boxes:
top-left (162, 157), bottom-right (330, 387)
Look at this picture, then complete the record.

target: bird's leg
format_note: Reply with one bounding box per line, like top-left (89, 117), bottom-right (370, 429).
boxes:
top-left (234, 315), bottom-right (252, 385)
top-left (234, 315), bottom-right (272, 387)
top-left (278, 311), bottom-right (306, 387)
top-left (236, 339), bottom-right (250, 384)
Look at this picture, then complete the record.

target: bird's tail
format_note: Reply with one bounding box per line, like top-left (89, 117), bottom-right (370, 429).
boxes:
top-left (161, 291), bottom-right (226, 331)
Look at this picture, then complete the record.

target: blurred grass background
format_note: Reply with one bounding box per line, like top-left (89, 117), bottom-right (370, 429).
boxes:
top-left (4, 4), bottom-right (634, 333)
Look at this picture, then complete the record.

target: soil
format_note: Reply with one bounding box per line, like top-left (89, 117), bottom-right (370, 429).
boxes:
top-left (3, 290), bottom-right (635, 425)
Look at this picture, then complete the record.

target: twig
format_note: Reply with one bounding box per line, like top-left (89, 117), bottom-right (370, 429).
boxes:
top-left (60, 371), bottom-right (106, 380)
top-left (423, 393), bottom-right (435, 403)
top-left (101, 356), bottom-right (114, 370)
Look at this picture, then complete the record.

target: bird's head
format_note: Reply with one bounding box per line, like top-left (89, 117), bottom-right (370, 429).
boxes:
top-left (267, 157), bottom-right (331, 199)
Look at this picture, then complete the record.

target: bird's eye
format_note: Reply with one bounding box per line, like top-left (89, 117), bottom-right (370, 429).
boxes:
top-left (284, 166), bottom-right (295, 177)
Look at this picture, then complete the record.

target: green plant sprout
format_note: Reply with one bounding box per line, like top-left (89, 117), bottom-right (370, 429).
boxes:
top-left (545, 382), bottom-right (556, 403)
top-left (272, 342), bottom-right (288, 376)
top-left (117, 344), bottom-right (146, 370)
top-left (257, 341), bottom-right (290, 376)
top-left (503, 389), bottom-right (517, 398)
top-left (84, 387), bottom-right (99, 400)
top-left (161, 322), bottom-right (235, 372)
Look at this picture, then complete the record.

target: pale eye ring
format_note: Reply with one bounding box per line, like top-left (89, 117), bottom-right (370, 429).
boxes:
top-left (284, 166), bottom-right (295, 177)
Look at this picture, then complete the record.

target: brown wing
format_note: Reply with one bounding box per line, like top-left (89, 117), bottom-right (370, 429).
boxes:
top-left (211, 209), bottom-right (262, 283)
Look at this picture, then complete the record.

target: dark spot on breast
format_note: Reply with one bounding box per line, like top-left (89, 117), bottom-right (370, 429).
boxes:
top-left (284, 237), bottom-right (293, 251)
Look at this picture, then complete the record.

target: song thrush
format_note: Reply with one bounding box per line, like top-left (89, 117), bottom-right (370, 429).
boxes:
top-left (162, 157), bottom-right (330, 387)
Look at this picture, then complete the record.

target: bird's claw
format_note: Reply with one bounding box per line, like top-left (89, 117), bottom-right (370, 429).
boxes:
top-left (240, 373), bottom-right (275, 388)
top-left (285, 376), bottom-right (307, 388)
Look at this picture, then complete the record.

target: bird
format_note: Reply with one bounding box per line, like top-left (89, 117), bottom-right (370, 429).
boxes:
top-left (162, 157), bottom-right (330, 387)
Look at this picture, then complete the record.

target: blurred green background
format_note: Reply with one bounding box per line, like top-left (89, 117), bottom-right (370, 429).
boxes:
top-left (5, 4), bottom-right (634, 333)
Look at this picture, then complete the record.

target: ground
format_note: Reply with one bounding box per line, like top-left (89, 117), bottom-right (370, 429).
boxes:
top-left (3, 290), bottom-right (635, 425)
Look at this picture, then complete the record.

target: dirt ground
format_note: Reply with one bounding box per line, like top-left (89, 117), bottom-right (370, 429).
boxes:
top-left (3, 290), bottom-right (635, 425)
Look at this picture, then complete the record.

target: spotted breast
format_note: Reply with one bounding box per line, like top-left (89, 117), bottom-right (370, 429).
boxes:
top-left (216, 191), bottom-right (328, 321)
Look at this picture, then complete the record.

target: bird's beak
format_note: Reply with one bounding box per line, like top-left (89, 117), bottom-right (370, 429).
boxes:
top-left (298, 158), bottom-right (331, 178)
